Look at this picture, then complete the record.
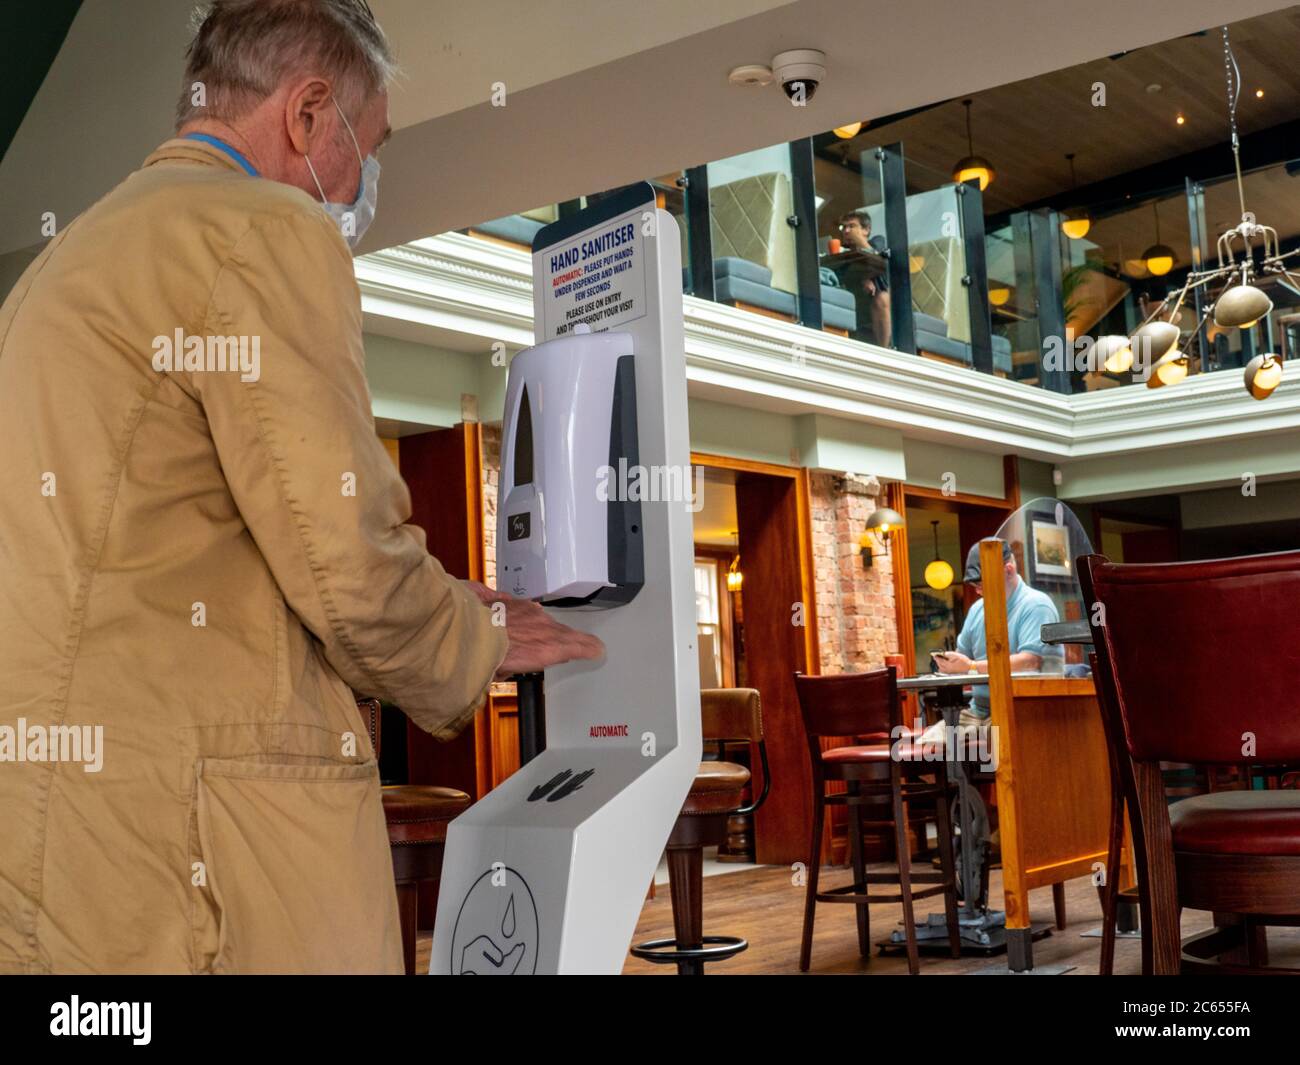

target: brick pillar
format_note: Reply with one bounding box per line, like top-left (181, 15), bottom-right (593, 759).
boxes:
top-left (808, 471), bottom-right (902, 674)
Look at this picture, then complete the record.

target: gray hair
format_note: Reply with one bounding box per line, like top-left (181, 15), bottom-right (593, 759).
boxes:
top-left (175, 0), bottom-right (396, 130)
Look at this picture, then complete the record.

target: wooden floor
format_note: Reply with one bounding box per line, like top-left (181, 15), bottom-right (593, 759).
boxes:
top-left (416, 862), bottom-right (1300, 975)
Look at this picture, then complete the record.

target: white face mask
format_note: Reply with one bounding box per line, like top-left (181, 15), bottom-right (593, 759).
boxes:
top-left (303, 97), bottom-right (380, 248)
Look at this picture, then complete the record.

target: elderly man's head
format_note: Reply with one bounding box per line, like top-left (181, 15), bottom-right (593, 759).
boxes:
top-left (176, 0), bottom-right (395, 213)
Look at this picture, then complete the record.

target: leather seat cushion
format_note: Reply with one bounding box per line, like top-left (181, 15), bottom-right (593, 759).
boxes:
top-left (821, 739), bottom-right (935, 764)
top-left (1170, 790), bottom-right (1300, 856)
top-left (822, 743), bottom-right (891, 764)
top-left (382, 785), bottom-right (472, 845)
top-left (682, 760), bottom-right (750, 815)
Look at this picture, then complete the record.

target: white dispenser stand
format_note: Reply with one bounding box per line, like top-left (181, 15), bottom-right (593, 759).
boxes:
top-left (430, 185), bottom-right (700, 974)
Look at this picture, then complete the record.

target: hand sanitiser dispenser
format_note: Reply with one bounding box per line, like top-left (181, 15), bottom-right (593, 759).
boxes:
top-left (432, 185), bottom-right (701, 975)
top-left (497, 323), bottom-right (643, 606)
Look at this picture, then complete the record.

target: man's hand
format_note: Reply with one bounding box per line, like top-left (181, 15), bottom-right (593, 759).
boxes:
top-left (933, 650), bottom-right (973, 674)
top-left (465, 581), bottom-right (605, 679)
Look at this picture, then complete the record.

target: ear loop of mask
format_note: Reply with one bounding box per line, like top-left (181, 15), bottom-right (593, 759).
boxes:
top-left (303, 97), bottom-right (364, 206)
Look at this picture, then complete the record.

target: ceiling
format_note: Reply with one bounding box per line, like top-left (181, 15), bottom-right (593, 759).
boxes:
top-left (0, 0), bottom-right (1290, 257)
top-left (1077, 162), bottom-right (1300, 281)
top-left (824, 6), bottom-right (1300, 214)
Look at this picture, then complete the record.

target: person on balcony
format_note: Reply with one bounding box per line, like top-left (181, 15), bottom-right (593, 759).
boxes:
top-left (836, 208), bottom-right (892, 347)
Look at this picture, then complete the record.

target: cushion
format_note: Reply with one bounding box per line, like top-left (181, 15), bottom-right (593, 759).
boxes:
top-left (714, 272), bottom-right (798, 317)
top-left (682, 760), bottom-right (751, 815)
top-left (381, 785), bottom-right (472, 846)
top-left (821, 283), bottom-right (856, 311)
top-left (913, 312), bottom-right (949, 338)
top-left (821, 282), bottom-right (857, 331)
top-left (821, 743), bottom-right (891, 764)
top-left (822, 300), bottom-right (857, 332)
top-left (713, 255), bottom-right (774, 286)
top-left (1169, 790), bottom-right (1300, 856)
top-left (915, 327), bottom-right (974, 365)
top-left (821, 733), bottom-right (942, 764)
top-left (992, 334), bottom-right (1012, 375)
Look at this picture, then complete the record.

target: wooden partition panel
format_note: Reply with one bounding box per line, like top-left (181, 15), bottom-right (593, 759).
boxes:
top-left (981, 541), bottom-right (1134, 966)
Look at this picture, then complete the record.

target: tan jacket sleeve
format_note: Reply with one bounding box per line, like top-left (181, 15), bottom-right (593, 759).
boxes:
top-left (191, 207), bottom-right (507, 739)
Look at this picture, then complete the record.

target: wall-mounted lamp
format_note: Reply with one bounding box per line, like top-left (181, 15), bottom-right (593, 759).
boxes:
top-left (726, 531), bottom-right (743, 591)
top-left (859, 507), bottom-right (904, 568)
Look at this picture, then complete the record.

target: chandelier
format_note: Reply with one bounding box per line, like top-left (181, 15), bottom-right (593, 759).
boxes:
top-left (1118, 27), bottom-right (1289, 399)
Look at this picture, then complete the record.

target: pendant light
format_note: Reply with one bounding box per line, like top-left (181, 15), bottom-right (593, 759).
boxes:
top-left (1094, 335), bottom-right (1134, 374)
top-left (1060, 153), bottom-right (1091, 240)
top-left (951, 99), bottom-right (995, 191)
top-left (1244, 352), bottom-right (1284, 399)
top-left (1146, 347), bottom-right (1190, 389)
top-left (725, 531), bottom-right (743, 592)
top-left (1131, 319), bottom-right (1181, 362)
top-left (833, 121), bottom-right (863, 139)
top-left (1214, 282), bottom-right (1272, 329)
top-left (923, 520), bottom-right (954, 590)
top-left (1142, 200), bottom-right (1175, 276)
top-left (1125, 309), bottom-right (1186, 389)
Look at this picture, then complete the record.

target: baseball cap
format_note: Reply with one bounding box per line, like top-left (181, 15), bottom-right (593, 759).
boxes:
top-left (963, 540), bottom-right (1013, 583)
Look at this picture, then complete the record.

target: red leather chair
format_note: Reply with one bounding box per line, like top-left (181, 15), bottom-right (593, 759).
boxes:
top-left (793, 667), bottom-right (960, 974)
top-left (355, 699), bottom-right (471, 975)
top-left (1081, 551), bottom-right (1300, 974)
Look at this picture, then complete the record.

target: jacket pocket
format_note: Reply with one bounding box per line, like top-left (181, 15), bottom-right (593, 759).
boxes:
top-left (195, 757), bottom-right (402, 974)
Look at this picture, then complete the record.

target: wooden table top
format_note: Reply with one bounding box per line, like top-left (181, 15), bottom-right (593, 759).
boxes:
top-left (897, 672), bottom-right (1094, 698)
top-left (821, 248), bottom-right (886, 278)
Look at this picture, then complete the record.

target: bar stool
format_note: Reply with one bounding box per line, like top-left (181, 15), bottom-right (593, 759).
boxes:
top-left (630, 688), bottom-right (769, 975)
top-left (355, 698), bottom-right (471, 975)
top-left (793, 668), bottom-right (961, 974)
top-left (1081, 551), bottom-right (1300, 975)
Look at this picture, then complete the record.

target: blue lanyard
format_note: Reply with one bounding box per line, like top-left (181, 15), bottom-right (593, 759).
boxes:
top-left (182, 133), bottom-right (259, 177)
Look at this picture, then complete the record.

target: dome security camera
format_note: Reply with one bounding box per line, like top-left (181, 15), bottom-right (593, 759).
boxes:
top-left (772, 48), bottom-right (826, 103)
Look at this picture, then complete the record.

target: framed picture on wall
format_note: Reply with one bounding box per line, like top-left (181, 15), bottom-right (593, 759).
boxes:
top-left (1030, 519), bottom-right (1072, 578)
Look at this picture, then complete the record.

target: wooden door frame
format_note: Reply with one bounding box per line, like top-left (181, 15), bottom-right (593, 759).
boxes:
top-left (693, 451), bottom-right (823, 865)
top-left (691, 452), bottom-right (820, 676)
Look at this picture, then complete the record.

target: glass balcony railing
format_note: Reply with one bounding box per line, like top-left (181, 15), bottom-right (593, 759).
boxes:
top-left (459, 129), bottom-right (1299, 398)
top-left (706, 146), bottom-right (803, 322)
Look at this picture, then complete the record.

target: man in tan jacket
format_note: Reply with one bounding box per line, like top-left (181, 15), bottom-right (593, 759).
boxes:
top-left (0, 0), bottom-right (599, 974)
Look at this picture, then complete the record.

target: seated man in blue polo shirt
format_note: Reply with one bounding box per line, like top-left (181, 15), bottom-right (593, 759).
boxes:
top-left (934, 541), bottom-right (1062, 724)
